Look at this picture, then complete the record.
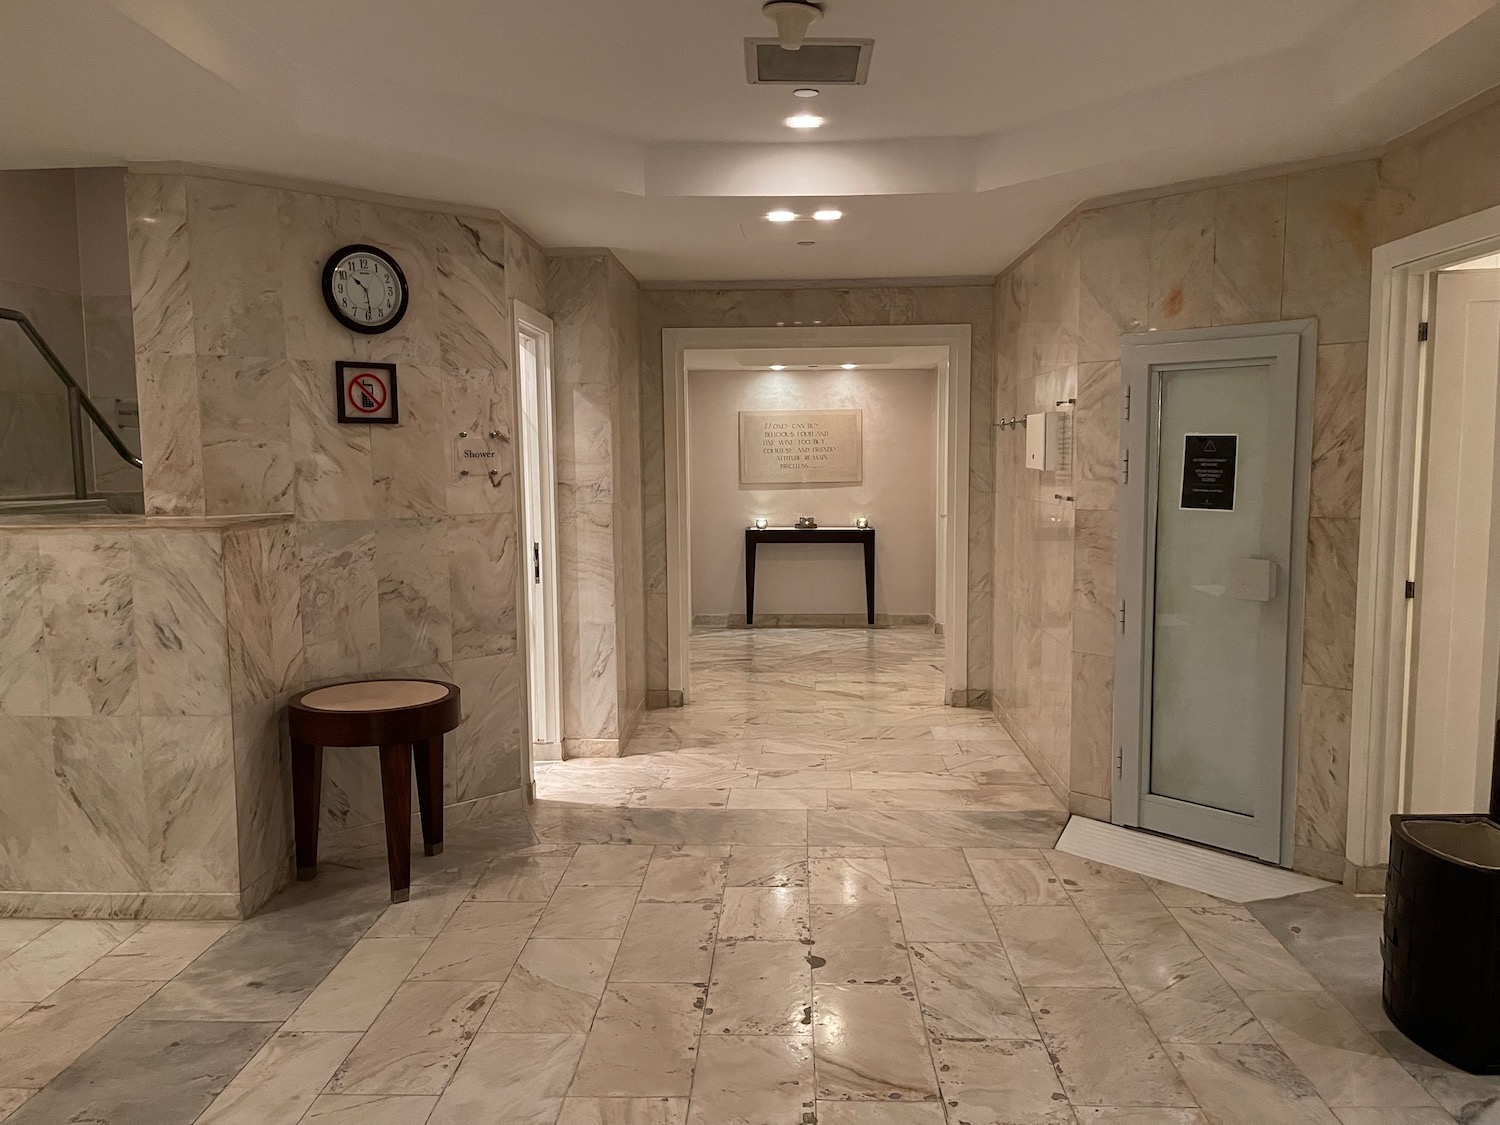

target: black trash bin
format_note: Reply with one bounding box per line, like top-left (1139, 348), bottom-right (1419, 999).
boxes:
top-left (1382, 723), bottom-right (1500, 1074)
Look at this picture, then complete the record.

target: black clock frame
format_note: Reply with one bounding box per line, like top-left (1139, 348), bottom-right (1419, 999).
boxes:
top-left (322, 243), bottom-right (410, 335)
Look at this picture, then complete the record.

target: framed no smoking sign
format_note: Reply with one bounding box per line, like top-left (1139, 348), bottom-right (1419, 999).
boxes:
top-left (335, 361), bottom-right (400, 424)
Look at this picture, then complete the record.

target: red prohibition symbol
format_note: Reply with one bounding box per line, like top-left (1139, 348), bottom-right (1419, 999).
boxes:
top-left (347, 371), bottom-right (388, 414)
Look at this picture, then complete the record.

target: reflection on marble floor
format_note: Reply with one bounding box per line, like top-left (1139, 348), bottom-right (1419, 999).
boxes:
top-left (0, 628), bottom-right (1490, 1123)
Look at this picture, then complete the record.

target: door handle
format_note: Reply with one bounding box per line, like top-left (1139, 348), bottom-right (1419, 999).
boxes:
top-left (533, 542), bottom-right (541, 584)
top-left (1226, 557), bottom-right (1277, 601)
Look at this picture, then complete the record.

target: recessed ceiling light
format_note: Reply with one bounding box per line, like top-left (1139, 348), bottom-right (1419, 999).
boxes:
top-left (797, 240), bottom-right (816, 247)
top-left (841, 363), bottom-right (857, 369)
top-left (793, 88), bottom-right (820, 98)
top-left (766, 209), bottom-right (797, 223)
top-left (770, 364), bottom-right (786, 371)
top-left (785, 113), bottom-right (824, 129)
top-left (812, 208), bottom-right (843, 221)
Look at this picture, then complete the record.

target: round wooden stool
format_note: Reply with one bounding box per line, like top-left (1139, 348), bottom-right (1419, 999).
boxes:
top-left (288, 679), bottom-right (462, 903)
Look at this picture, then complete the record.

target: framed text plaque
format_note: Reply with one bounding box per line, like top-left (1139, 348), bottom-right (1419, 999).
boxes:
top-left (738, 409), bottom-right (863, 485)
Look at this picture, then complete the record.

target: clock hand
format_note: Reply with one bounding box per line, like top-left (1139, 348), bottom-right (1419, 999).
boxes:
top-left (351, 275), bottom-right (372, 308)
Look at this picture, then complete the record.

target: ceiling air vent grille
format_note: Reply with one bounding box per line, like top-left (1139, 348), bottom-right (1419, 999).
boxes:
top-left (745, 38), bottom-right (874, 85)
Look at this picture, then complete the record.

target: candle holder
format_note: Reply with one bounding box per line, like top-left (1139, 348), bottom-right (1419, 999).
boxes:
top-left (854, 516), bottom-right (869, 529)
top-left (795, 515), bottom-right (818, 529)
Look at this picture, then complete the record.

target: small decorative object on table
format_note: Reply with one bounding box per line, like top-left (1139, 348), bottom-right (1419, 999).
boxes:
top-left (795, 515), bottom-right (818, 529)
top-left (753, 516), bottom-right (769, 529)
top-left (854, 516), bottom-right (869, 528)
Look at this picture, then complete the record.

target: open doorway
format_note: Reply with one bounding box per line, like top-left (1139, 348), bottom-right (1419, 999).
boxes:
top-left (514, 301), bottom-right (562, 787)
top-left (1351, 202), bottom-right (1500, 872)
top-left (685, 346), bottom-right (945, 641)
top-left (661, 325), bottom-right (972, 706)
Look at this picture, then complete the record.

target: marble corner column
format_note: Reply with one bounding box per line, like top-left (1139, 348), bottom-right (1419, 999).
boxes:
top-left (0, 514), bottom-right (304, 920)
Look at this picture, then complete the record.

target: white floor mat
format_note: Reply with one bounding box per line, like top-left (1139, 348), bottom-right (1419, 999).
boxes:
top-left (1054, 816), bottom-right (1335, 903)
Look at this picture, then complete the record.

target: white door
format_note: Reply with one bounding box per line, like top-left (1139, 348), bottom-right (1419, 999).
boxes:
top-left (1406, 269), bottom-right (1500, 814)
top-left (514, 302), bottom-right (562, 773)
top-left (1116, 322), bottom-right (1315, 863)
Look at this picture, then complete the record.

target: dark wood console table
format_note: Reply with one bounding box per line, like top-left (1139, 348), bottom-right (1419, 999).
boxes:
top-left (745, 526), bottom-right (876, 625)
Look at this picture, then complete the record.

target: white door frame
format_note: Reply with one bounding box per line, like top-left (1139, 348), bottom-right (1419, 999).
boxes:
top-left (662, 324), bottom-right (972, 704)
top-left (513, 300), bottom-right (562, 779)
top-left (1350, 200), bottom-right (1500, 868)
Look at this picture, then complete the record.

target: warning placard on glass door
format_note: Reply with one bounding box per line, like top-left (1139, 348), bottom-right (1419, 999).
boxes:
top-left (1180, 434), bottom-right (1237, 510)
top-left (335, 361), bottom-right (400, 424)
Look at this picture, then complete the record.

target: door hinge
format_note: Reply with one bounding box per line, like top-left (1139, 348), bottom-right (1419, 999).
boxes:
top-left (1405, 579), bottom-right (1416, 600)
top-left (1418, 321), bottom-right (1430, 342)
top-left (1120, 449), bottom-right (1129, 485)
top-left (1123, 385), bottom-right (1132, 422)
top-left (1118, 599), bottom-right (1127, 633)
top-left (533, 542), bottom-right (541, 584)
top-left (1115, 746), bottom-right (1124, 779)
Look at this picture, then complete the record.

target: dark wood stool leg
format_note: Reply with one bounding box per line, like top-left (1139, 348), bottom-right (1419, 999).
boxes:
top-left (413, 737), bottom-right (445, 857)
top-left (379, 744), bottom-right (413, 903)
top-left (291, 741), bottom-right (323, 880)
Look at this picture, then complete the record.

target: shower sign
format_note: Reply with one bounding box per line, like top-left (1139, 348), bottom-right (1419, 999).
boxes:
top-left (739, 409), bottom-right (863, 485)
top-left (1180, 434), bottom-right (1238, 511)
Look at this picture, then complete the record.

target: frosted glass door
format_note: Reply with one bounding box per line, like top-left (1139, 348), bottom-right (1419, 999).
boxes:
top-left (1150, 366), bottom-right (1284, 818)
top-left (1116, 326), bottom-right (1310, 864)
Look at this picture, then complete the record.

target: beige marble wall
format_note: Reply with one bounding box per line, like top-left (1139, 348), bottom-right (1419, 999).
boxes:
top-left (0, 515), bottom-right (299, 918)
top-left (126, 172), bottom-right (548, 834)
top-left (639, 286), bottom-right (995, 704)
top-left (547, 253), bottom-right (646, 756)
top-left (991, 94), bottom-right (1500, 878)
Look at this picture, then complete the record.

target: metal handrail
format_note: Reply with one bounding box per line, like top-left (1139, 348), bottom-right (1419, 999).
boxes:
top-left (0, 306), bottom-right (144, 472)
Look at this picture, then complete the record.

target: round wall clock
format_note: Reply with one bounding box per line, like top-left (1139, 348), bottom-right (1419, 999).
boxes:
top-left (322, 244), bottom-right (409, 334)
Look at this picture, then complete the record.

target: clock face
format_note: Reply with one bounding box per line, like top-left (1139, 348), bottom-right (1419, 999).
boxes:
top-left (322, 245), bottom-right (409, 334)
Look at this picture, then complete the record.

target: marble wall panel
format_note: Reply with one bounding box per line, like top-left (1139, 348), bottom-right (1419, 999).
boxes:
top-left (37, 532), bottom-right (136, 717)
top-left (297, 521), bottom-right (380, 681)
top-left (126, 175), bottom-right (194, 359)
top-left (1148, 190), bottom-right (1215, 331)
top-left (1212, 178), bottom-right (1287, 326)
top-left (1295, 685), bottom-right (1351, 856)
top-left (1072, 509), bottom-right (1116, 660)
top-left (1282, 162), bottom-right (1379, 345)
top-left (452, 652), bottom-right (524, 802)
top-left (131, 530), bottom-right (231, 717)
top-left (1309, 342), bottom-right (1366, 520)
top-left (224, 523), bottom-right (305, 710)
top-left (448, 514), bottom-right (518, 660)
top-left (136, 354), bottom-right (205, 516)
top-left (232, 698), bottom-right (292, 893)
top-left (505, 225), bottom-right (550, 312)
top-left (443, 366), bottom-right (515, 516)
top-left (140, 715), bottom-right (238, 892)
top-left (292, 358), bottom-right (375, 521)
top-left (1079, 201), bottom-right (1150, 363)
top-left (431, 214), bottom-right (511, 370)
top-left (1301, 518), bottom-right (1360, 692)
top-left (1073, 360), bottom-right (1119, 512)
top-left (0, 717), bottom-right (59, 890)
top-left (53, 717), bottom-right (149, 891)
top-left (375, 518), bottom-right (453, 668)
top-left (185, 177), bottom-right (287, 359)
top-left (197, 356), bottom-right (294, 515)
top-left (0, 536), bottom-right (47, 715)
top-left (370, 363), bottom-right (444, 519)
top-left (1070, 652), bottom-right (1114, 801)
top-left (279, 190), bottom-right (443, 368)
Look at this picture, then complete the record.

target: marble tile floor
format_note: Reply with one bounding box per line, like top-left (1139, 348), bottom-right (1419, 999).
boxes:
top-left (0, 628), bottom-right (1492, 1124)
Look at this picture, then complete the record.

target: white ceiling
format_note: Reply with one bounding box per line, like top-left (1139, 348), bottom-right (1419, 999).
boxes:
top-left (2, 0), bottom-right (1498, 281)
